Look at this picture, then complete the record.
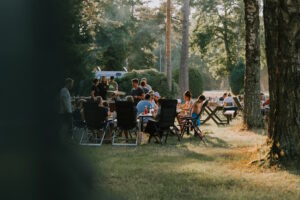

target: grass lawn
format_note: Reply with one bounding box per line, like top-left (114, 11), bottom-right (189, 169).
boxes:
top-left (82, 117), bottom-right (300, 200)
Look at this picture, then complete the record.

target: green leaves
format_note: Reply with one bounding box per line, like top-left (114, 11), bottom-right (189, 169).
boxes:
top-left (230, 61), bottom-right (245, 95)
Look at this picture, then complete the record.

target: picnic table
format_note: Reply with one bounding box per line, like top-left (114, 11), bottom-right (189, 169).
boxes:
top-left (138, 113), bottom-right (153, 131)
top-left (201, 102), bottom-right (228, 125)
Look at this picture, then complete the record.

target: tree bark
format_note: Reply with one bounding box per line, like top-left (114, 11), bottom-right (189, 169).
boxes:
top-left (166, 0), bottom-right (172, 91)
top-left (264, 0), bottom-right (300, 162)
top-left (243, 0), bottom-right (263, 128)
top-left (179, 0), bottom-right (190, 97)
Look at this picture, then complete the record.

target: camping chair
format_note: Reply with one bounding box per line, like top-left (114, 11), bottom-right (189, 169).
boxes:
top-left (148, 99), bottom-right (180, 144)
top-left (80, 101), bottom-right (110, 146)
top-left (179, 100), bottom-right (208, 140)
top-left (72, 109), bottom-right (86, 143)
top-left (233, 97), bottom-right (243, 111)
top-left (112, 101), bottom-right (139, 146)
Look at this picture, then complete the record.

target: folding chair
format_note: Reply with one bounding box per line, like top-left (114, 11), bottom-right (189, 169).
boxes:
top-left (72, 109), bottom-right (86, 143)
top-left (180, 100), bottom-right (208, 140)
top-left (148, 99), bottom-right (180, 144)
top-left (112, 101), bottom-right (139, 146)
top-left (80, 101), bottom-right (109, 146)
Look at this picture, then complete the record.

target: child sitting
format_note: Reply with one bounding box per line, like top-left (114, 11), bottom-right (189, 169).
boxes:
top-left (191, 95), bottom-right (206, 126)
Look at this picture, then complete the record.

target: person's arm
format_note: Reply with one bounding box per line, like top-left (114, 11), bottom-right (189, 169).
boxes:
top-left (61, 90), bottom-right (72, 114)
top-left (91, 90), bottom-right (97, 101)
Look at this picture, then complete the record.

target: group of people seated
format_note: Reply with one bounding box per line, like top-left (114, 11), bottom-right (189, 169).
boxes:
top-left (60, 77), bottom-right (208, 144)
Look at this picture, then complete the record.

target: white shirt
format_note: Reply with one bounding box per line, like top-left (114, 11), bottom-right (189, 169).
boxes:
top-left (224, 96), bottom-right (235, 106)
top-left (145, 84), bottom-right (152, 91)
top-left (59, 87), bottom-right (72, 114)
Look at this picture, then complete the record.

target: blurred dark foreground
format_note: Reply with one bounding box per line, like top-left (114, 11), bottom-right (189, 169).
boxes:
top-left (0, 1), bottom-right (111, 199)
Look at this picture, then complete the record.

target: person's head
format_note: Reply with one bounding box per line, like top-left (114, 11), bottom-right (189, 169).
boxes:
top-left (228, 93), bottom-right (232, 97)
top-left (110, 76), bottom-right (114, 82)
top-left (184, 90), bottom-right (192, 101)
top-left (103, 102), bottom-right (108, 107)
top-left (145, 94), bottom-right (151, 101)
top-left (93, 78), bottom-right (99, 86)
top-left (153, 92), bottom-right (160, 102)
top-left (65, 78), bottom-right (74, 90)
top-left (131, 78), bottom-right (139, 88)
top-left (141, 81), bottom-right (146, 88)
top-left (141, 77), bottom-right (147, 84)
top-left (126, 95), bottom-right (134, 103)
top-left (260, 93), bottom-right (265, 100)
top-left (148, 90), bottom-right (154, 95)
top-left (223, 93), bottom-right (228, 98)
top-left (198, 95), bottom-right (206, 103)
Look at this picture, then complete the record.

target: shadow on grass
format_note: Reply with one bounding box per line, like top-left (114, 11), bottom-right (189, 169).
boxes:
top-left (174, 134), bottom-right (230, 148)
top-left (283, 160), bottom-right (300, 177)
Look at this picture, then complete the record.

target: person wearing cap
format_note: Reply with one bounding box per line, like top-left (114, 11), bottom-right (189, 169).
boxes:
top-left (153, 92), bottom-right (160, 105)
top-left (141, 77), bottom-right (152, 91)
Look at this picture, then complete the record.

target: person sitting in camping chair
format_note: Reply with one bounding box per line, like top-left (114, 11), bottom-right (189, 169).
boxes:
top-left (144, 99), bottom-right (162, 144)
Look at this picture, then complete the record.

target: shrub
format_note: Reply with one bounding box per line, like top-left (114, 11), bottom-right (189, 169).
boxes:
top-left (173, 67), bottom-right (204, 98)
top-left (116, 69), bottom-right (178, 98)
top-left (230, 61), bottom-right (245, 95)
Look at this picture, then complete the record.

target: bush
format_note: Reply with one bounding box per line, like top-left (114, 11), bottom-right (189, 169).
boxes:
top-left (173, 67), bottom-right (204, 98)
top-left (116, 69), bottom-right (178, 98)
top-left (230, 61), bottom-right (245, 95)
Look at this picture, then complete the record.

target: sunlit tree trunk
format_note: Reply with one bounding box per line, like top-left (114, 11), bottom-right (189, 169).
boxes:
top-left (179, 0), bottom-right (190, 97)
top-left (222, 5), bottom-right (233, 90)
top-left (264, 0), bottom-right (300, 162)
top-left (243, 0), bottom-right (263, 128)
top-left (165, 0), bottom-right (172, 91)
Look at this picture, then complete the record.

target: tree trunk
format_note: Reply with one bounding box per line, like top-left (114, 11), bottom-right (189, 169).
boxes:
top-left (243, 0), bottom-right (263, 128)
top-left (264, 0), bottom-right (300, 162)
top-left (179, 0), bottom-right (190, 97)
top-left (166, 0), bottom-right (172, 91)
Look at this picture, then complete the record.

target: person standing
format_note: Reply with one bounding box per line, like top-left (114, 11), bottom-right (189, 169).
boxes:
top-left (91, 78), bottom-right (100, 101)
top-left (108, 76), bottom-right (118, 91)
top-left (98, 76), bottom-right (108, 100)
top-left (141, 77), bottom-right (152, 91)
top-left (59, 78), bottom-right (74, 141)
top-left (140, 80), bottom-right (149, 94)
top-left (131, 78), bottom-right (145, 104)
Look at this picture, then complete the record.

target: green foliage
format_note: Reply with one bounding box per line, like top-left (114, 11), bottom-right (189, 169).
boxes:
top-left (230, 61), bottom-right (245, 95)
top-left (62, 0), bottom-right (94, 95)
top-left (117, 69), bottom-right (178, 98)
top-left (193, 28), bottom-right (214, 55)
top-left (173, 67), bottom-right (204, 98)
top-left (191, 0), bottom-right (245, 79)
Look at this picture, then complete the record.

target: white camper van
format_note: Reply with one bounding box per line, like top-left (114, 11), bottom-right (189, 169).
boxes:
top-left (95, 71), bottom-right (127, 79)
